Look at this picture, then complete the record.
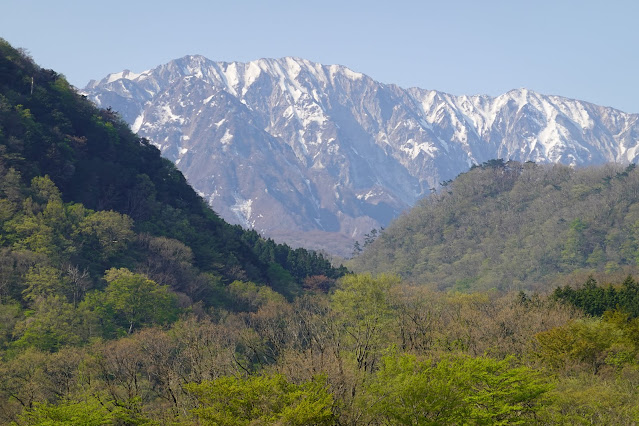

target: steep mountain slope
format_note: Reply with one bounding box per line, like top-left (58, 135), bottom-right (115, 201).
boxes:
top-left (84, 56), bottom-right (639, 255)
top-left (350, 160), bottom-right (639, 292)
top-left (0, 39), bottom-right (344, 304)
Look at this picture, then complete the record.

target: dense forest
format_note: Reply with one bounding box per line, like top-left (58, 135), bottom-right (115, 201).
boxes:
top-left (351, 159), bottom-right (639, 292)
top-left (2, 272), bottom-right (639, 424)
top-left (2, 39), bottom-right (639, 424)
top-left (0, 38), bottom-right (345, 302)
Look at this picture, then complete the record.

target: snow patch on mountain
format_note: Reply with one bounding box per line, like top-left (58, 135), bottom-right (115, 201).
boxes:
top-left (83, 55), bottom-right (639, 256)
top-left (220, 129), bottom-right (233, 145)
top-left (231, 195), bottom-right (254, 229)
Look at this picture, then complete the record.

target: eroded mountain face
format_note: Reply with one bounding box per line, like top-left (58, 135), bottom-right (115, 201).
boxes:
top-left (84, 55), bottom-right (639, 256)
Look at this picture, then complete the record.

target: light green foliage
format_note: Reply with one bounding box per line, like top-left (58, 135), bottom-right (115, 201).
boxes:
top-left (0, 300), bottom-right (21, 348)
top-left (3, 177), bottom-right (86, 260)
top-left (29, 176), bottom-right (61, 207)
top-left (76, 211), bottom-right (134, 260)
top-left (186, 374), bottom-right (334, 425)
top-left (332, 274), bottom-right (397, 321)
top-left (366, 352), bottom-right (552, 425)
top-left (22, 264), bottom-right (65, 303)
top-left (0, 199), bottom-right (16, 228)
top-left (11, 295), bottom-right (79, 352)
top-left (586, 244), bottom-right (605, 267)
top-left (17, 395), bottom-right (155, 426)
top-left (227, 280), bottom-right (286, 311)
top-left (561, 218), bottom-right (588, 267)
top-left (103, 268), bottom-right (178, 333)
top-left (82, 268), bottom-right (178, 336)
top-left (539, 373), bottom-right (639, 424)
top-left (351, 162), bottom-right (639, 292)
top-left (331, 274), bottom-right (398, 371)
top-left (0, 348), bottom-right (48, 411)
top-left (535, 313), bottom-right (639, 374)
top-left (5, 211), bottom-right (56, 257)
top-left (18, 398), bottom-right (116, 425)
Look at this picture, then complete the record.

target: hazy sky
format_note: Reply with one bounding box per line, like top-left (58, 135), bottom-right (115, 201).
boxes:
top-left (2, 0), bottom-right (638, 113)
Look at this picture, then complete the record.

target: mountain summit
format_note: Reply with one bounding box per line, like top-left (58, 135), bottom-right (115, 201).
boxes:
top-left (83, 56), bottom-right (639, 255)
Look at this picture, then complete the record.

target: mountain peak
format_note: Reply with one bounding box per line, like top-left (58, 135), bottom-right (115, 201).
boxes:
top-left (83, 55), bottom-right (639, 255)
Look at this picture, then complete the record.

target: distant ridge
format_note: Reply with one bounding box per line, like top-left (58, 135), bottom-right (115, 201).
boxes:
top-left (84, 55), bottom-right (639, 255)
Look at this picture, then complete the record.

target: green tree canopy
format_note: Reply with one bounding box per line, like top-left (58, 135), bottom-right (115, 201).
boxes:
top-left (82, 268), bottom-right (178, 337)
top-left (186, 373), bottom-right (334, 425)
top-left (366, 352), bottom-right (552, 425)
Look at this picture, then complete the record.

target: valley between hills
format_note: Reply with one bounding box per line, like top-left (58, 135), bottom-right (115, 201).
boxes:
top-left (2, 39), bottom-right (639, 424)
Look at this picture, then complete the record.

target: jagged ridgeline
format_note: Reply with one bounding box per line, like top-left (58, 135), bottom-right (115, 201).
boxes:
top-left (350, 159), bottom-right (639, 291)
top-left (0, 38), bottom-right (346, 307)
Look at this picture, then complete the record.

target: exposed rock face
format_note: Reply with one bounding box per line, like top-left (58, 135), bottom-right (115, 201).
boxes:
top-left (84, 56), bottom-right (639, 256)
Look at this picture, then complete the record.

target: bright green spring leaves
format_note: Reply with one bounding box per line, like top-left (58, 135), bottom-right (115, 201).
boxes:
top-left (331, 273), bottom-right (397, 371)
top-left (186, 374), bottom-right (334, 425)
top-left (535, 310), bottom-right (639, 374)
top-left (82, 268), bottom-right (179, 337)
top-left (18, 398), bottom-right (117, 426)
top-left (17, 396), bottom-right (153, 426)
top-left (366, 352), bottom-right (550, 425)
top-left (533, 309), bottom-right (639, 424)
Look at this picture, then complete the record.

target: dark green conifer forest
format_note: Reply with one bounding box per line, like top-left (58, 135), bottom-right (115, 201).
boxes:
top-left (1, 39), bottom-right (639, 424)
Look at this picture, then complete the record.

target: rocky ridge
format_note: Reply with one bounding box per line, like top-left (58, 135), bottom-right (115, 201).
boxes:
top-left (83, 56), bottom-right (639, 255)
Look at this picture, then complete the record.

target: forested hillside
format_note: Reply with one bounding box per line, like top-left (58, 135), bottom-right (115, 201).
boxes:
top-left (0, 38), bottom-right (344, 303)
top-left (2, 39), bottom-right (639, 424)
top-left (0, 38), bottom-right (347, 350)
top-left (351, 159), bottom-right (639, 292)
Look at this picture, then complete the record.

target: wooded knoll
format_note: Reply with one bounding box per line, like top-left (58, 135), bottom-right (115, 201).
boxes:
top-left (352, 159), bottom-right (639, 292)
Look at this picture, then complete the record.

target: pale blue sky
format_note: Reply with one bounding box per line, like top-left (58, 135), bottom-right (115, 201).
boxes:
top-left (2, 0), bottom-right (638, 113)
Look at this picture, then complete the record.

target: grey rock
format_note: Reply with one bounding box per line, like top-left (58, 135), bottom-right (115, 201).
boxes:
top-left (83, 57), bottom-right (639, 256)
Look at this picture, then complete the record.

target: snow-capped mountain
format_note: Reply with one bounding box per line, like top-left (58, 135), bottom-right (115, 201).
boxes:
top-left (83, 55), bottom-right (639, 256)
